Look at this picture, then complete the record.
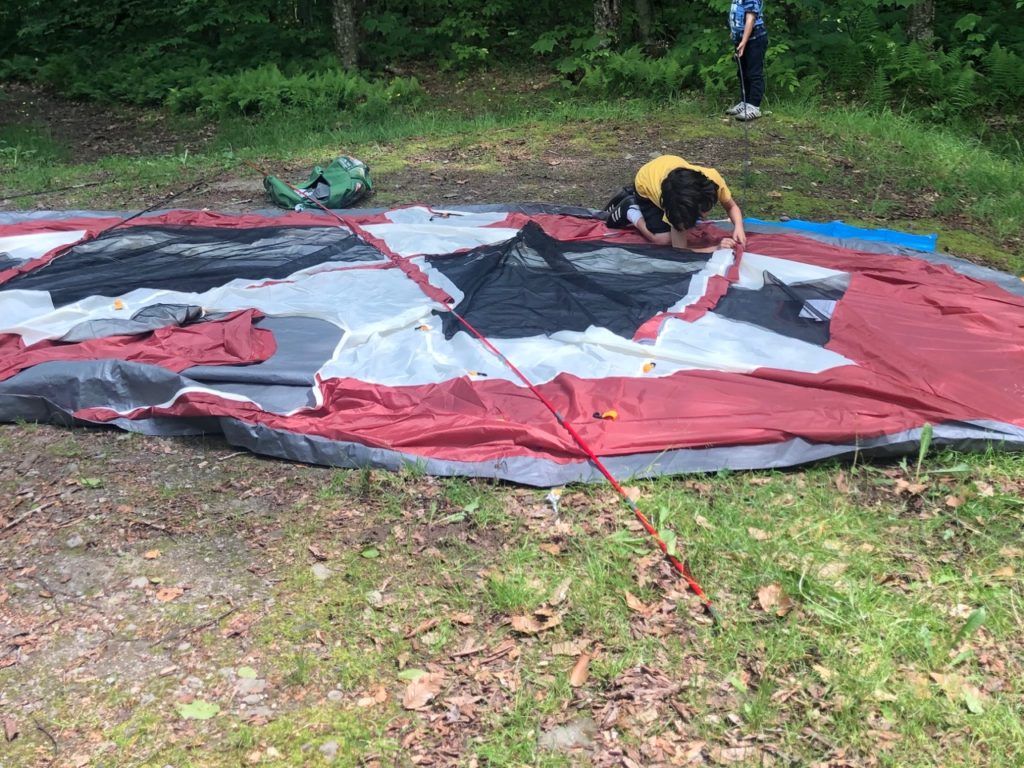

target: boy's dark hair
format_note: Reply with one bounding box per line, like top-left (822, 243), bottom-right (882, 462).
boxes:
top-left (661, 169), bottom-right (720, 231)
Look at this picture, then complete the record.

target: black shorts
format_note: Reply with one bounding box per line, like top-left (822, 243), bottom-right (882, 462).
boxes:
top-left (634, 191), bottom-right (671, 234)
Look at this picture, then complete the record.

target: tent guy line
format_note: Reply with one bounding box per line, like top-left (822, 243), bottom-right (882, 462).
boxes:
top-left (245, 159), bottom-right (717, 617)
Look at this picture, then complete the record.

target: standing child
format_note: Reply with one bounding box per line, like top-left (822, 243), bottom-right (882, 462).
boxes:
top-left (600, 155), bottom-right (746, 252)
top-left (726, 0), bottom-right (768, 121)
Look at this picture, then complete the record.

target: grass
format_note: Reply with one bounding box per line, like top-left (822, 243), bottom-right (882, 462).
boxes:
top-left (2, 85), bottom-right (1022, 266)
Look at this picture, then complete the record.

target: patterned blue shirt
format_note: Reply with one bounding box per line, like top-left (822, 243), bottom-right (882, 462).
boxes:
top-left (730, 0), bottom-right (766, 41)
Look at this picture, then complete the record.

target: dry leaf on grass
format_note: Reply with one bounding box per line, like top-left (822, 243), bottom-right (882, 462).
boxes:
top-left (712, 745), bottom-right (760, 763)
top-left (623, 590), bottom-right (656, 616)
top-left (552, 639), bottom-right (589, 656)
top-left (622, 486), bottom-right (642, 502)
top-left (402, 672), bottom-right (444, 710)
top-left (694, 514), bottom-right (712, 529)
top-left (569, 653), bottom-right (591, 687)
top-left (975, 480), bottom-right (995, 497)
top-left (155, 586), bottom-right (184, 603)
top-left (404, 617), bottom-right (440, 638)
top-left (3, 717), bottom-right (17, 742)
top-left (143, 549), bottom-right (161, 560)
top-left (548, 577), bottom-right (572, 606)
top-left (676, 740), bottom-right (706, 763)
top-left (930, 672), bottom-right (987, 713)
top-left (817, 561), bottom-right (849, 579)
top-left (895, 478), bottom-right (929, 495)
top-left (449, 611), bottom-right (475, 625)
top-left (756, 583), bottom-right (794, 617)
top-left (747, 527), bottom-right (771, 541)
top-left (510, 612), bottom-right (562, 635)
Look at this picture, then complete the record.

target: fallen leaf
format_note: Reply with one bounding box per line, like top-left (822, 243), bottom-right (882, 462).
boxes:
top-left (402, 671), bottom-right (444, 710)
top-left (569, 653), bottom-right (591, 687)
top-left (767, 190), bottom-right (783, 199)
top-left (308, 544), bottom-right (328, 561)
top-left (991, 566), bottom-right (1015, 579)
top-left (974, 481), bottom-right (995, 497)
top-left (552, 639), bottom-right (589, 656)
top-left (694, 514), bottom-right (712, 529)
top-left (812, 664), bottom-right (834, 682)
top-left (930, 672), bottom-right (987, 713)
top-left (817, 561), bottom-right (849, 579)
top-left (143, 549), bottom-right (161, 560)
top-left (999, 546), bottom-right (1022, 558)
top-left (622, 486), bottom-right (642, 502)
top-left (539, 543), bottom-right (561, 555)
top-left (548, 577), bottom-right (572, 606)
top-left (756, 583), bottom-right (794, 617)
top-left (3, 717), bottom-right (17, 742)
top-left (397, 668), bottom-right (428, 681)
top-left (945, 495), bottom-right (964, 508)
top-left (834, 470), bottom-right (850, 493)
top-left (237, 666), bottom-right (258, 679)
top-left (895, 478), bottom-right (929, 495)
top-left (510, 612), bottom-right (562, 634)
top-left (176, 700), bottom-right (220, 720)
top-left (747, 527), bottom-right (770, 541)
top-left (623, 590), bottom-right (655, 616)
top-left (404, 618), bottom-right (440, 638)
top-left (678, 741), bottom-right (706, 763)
top-left (155, 586), bottom-right (184, 603)
top-left (449, 611), bottom-right (475, 625)
top-left (221, 612), bottom-right (256, 638)
top-left (713, 745), bottom-right (760, 763)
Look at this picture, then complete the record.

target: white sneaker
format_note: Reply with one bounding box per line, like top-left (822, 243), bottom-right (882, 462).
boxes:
top-left (735, 104), bottom-right (762, 121)
top-left (725, 101), bottom-right (746, 115)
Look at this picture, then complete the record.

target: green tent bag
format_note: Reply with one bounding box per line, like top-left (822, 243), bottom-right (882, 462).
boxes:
top-left (264, 156), bottom-right (373, 210)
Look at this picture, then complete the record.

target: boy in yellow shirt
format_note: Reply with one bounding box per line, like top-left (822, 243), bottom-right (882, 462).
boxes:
top-left (601, 155), bottom-right (746, 252)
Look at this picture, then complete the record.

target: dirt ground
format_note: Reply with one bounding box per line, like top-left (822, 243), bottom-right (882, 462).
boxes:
top-left (0, 81), bottom-right (829, 218)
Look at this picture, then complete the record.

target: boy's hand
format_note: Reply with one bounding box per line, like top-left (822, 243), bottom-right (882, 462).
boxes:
top-left (732, 223), bottom-right (747, 245)
top-left (736, 40), bottom-right (747, 57)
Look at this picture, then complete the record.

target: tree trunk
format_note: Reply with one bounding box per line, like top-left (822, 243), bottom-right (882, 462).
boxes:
top-left (331, 0), bottom-right (358, 70)
top-left (635, 0), bottom-right (653, 48)
top-left (907, 0), bottom-right (935, 48)
top-left (593, 0), bottom-right (621, 47)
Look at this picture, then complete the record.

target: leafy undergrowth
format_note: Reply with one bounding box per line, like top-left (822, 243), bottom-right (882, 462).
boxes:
top-left (2, 423), bottom-right (1023, 766)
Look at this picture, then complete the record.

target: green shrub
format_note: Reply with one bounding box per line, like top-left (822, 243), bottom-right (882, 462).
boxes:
top-left (166, 63), bottom-right (425, 118)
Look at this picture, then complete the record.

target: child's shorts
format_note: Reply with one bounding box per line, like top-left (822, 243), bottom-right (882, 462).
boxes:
top-left (635, 194), bottom-right (672, 235)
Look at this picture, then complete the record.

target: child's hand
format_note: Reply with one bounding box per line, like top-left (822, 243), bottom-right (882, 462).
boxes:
top-left (732, 224), bottom-right (747, 245)
top-left (719, 237), bottom-right (738, 249)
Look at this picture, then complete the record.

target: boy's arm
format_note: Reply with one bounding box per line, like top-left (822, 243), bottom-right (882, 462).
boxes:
top-left (736, 10), bottom-right (756, 57)
top-left (674, 227), bottom-right (738, 253)
top-left (722, 197), bottom-right (747, 245)
top-left (635, 218), bottom-right (671, 246)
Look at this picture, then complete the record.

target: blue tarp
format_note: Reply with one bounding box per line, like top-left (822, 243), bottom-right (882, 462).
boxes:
top-left (747, 218), bottom-right (938, 252)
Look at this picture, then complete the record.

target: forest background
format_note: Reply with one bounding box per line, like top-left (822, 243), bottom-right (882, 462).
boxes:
top-left (1, 0), bottom-right (1023, 137)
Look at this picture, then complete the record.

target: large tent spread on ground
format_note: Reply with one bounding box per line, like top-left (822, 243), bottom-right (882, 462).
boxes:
top-left (1, 205), bottom-right (1022, 486)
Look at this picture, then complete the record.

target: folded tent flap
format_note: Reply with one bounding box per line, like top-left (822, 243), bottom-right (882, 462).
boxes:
top-left (263, 155), bottom-right (373, 210)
